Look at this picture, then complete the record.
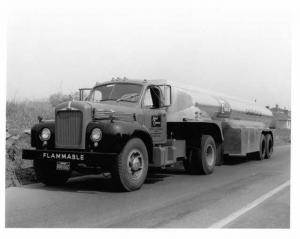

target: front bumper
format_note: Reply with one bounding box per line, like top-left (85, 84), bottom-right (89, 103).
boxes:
top-left (22, 149), bottom-right (118, 167)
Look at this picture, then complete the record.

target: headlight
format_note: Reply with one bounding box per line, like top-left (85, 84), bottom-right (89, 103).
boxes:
top-left (90, 128), bottom-right (102, 142)
top-left (39, 128), bottom-right (51, 141)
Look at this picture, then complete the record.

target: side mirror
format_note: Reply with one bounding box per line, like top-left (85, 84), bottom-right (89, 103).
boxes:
top-left (161, 85), bottom-right (172, 107)
top-left (79, 88), bottom-right (92, 101)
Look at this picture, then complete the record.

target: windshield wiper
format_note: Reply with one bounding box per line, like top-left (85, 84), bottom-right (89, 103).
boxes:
top-left (100, 98), bottom-right (117, 102)
top-left (116, 93), bottom-right (139, 102)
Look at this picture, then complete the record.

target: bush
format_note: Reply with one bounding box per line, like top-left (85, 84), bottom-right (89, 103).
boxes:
top-left (6, 100), bottom-right (55, 187)
top-left (49, 92), bottom-right (71, 107)
top-left (48, 91), bottom-right (80, 107)
top-left (6, 100), bottom-right (54, 135)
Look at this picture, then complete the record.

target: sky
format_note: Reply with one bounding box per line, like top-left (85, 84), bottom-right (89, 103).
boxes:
top-left (7, 0), bottom-right (291, 109)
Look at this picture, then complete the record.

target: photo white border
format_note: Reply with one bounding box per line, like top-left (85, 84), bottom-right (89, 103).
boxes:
top-left (1, 0), bottom-right (299, 238)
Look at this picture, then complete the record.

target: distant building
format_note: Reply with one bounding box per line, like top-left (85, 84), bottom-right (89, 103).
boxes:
top-left (267, 104), bottom-right (291, 129)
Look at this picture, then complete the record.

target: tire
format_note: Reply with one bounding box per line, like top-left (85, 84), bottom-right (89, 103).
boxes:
top-left (265, 134), bottom-right (273, 159)
top-left (111, 138), bottom-right (149, 191)
top-left (216, 143), bottom-right (224, 166)
top-left (34, 160), bottom-right (71, 186)
top-left (254, 134), bottom-right (266, 160)
top-left (184, 135), bottom-right (217, 175)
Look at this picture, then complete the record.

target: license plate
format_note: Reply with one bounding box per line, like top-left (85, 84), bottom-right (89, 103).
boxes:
top-left (56, 161), bottom-right (70, 171)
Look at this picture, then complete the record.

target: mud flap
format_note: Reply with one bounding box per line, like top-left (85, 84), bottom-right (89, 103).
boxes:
top-left (216, 143), bottom-right (224, 166)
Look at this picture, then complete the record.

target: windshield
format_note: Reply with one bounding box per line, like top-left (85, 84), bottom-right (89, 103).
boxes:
top-left (88, 83), bottom-right (143, 103)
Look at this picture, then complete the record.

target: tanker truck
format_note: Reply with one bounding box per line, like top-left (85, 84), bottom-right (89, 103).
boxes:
top-left (22, 78), bottom-right (275, 191)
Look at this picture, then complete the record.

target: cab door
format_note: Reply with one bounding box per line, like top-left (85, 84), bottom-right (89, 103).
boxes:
top-left (142, 86), bottom-right (167, 145)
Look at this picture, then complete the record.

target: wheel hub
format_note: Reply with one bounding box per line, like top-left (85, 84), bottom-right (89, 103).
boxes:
top-left (130, 157), bottom-right (141, 171)
top-left (128, 150), bottom-right (143, 176)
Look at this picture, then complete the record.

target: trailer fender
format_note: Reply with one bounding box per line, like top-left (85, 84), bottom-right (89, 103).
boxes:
top-left (167, 121), bottom-right (224, 147)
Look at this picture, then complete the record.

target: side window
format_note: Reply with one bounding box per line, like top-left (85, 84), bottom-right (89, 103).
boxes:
top-left (143, 88), bottom-right (154, 107)
top-left (158, 85), bottom-right (171, 106)
top-left (143, 87), bottom-right (162, 108)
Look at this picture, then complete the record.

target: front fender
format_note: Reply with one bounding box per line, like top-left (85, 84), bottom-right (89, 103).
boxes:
top-left (31, 120), bottom-right (55, 148)
top-left (86, 120), bottom-right (152, 153)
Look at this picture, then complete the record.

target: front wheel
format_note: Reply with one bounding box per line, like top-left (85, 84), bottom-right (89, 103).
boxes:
top-left (111, 138), bottom-right (149, 191)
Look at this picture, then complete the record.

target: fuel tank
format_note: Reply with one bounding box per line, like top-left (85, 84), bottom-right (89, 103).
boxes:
top-left (167, 85), bottom-right (274, 129)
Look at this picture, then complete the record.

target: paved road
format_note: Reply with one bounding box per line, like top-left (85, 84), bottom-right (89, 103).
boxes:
top-left (6, 145), bottom-right (290, 228)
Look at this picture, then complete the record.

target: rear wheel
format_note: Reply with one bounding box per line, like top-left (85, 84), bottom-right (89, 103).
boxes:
top-left (184, 135), bottom-right (217, 175)
top-left (265, 134), bottom-right (273, 159)
top-left (111, 138), bottom-right (148, 191)
top-left (254, 134), bottom-right (266, 160)
top-left (34, 160), bottom-right (71, 186)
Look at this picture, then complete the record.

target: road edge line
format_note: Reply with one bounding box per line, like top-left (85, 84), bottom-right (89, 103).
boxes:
top-left (208, 180), bottom-right (290, 228)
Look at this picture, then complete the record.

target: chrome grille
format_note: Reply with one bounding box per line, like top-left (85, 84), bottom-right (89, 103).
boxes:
top-left (55, 111), bottom-right (82, 147)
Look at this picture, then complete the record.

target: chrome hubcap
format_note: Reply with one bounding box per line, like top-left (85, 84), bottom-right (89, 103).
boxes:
top-left (127, 149), bottom-right (143, 178)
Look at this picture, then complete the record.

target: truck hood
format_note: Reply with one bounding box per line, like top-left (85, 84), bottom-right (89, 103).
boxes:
top-left (56, 100), bottom-right (138, 120)
top-left (89, 101), bottom-right (138, 115)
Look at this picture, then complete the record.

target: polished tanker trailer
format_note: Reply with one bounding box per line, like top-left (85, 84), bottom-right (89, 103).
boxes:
top-left (22, 78), bottom-right (275, 191)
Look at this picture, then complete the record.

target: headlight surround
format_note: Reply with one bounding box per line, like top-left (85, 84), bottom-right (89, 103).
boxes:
top-left (39, 128), bottom-right (51, 141)
top-left (90, 128), bottom-right (102, 142)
